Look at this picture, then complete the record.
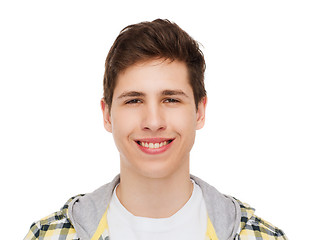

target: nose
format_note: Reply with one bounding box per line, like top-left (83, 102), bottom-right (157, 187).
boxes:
top-left (141, 103), bottom-right (166, 132)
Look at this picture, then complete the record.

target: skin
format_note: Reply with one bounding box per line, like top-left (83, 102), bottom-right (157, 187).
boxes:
top-left (101, 59), bottom-right (207, 218)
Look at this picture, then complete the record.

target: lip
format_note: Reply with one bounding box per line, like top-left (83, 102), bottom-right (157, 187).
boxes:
top-left (134, 137), bottom-right (175, 155)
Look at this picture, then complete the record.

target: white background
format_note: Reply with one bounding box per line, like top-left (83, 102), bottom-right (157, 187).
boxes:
top-left (0, 0), bottom-right (310, 239)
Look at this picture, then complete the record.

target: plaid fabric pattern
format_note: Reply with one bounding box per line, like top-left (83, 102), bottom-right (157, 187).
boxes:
top-left (235, 199), bottom-right (288, 240)
top-left (24, 196), bottom-right (81, 240)
top-left (24, 196), bottom-right (287, 240)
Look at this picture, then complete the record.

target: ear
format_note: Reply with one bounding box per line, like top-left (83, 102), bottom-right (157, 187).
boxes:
top-left (196, 97), bottom-right (207, 130)
top-left (101, 99), bottom-right (112, 133)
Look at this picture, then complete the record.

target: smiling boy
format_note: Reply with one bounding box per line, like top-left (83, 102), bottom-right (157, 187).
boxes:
top-left (25, 19), bottom-right (287, 240)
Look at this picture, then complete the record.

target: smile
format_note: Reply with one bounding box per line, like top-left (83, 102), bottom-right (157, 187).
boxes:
top-left (136, 140), bottom-right (173, 149)
top-left (135, 138), bottom-right (175, 154)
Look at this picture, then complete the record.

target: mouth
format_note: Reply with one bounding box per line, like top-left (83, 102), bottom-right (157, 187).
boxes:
top-left (134, 138), bottom-right (175, 154)
top-left (136, 139), bottom-right (174, 149)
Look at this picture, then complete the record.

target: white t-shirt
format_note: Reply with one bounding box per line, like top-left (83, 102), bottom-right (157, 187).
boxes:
top-left (107, 180), bottom-right (207, 240)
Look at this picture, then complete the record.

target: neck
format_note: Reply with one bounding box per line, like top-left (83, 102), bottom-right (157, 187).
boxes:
top-left (116, 160), bottom-right (193, 218)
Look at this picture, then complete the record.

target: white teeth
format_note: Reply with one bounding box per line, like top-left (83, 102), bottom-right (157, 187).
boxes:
top-left (139, 140), bottom-right (171, 149)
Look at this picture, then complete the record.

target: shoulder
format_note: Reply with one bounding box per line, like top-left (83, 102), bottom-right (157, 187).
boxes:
top-left (24, 195), bottom-right (82, 240)
top-left (236, 199), bottom-right (288, 240)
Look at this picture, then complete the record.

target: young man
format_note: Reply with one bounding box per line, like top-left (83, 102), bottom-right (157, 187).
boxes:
top-left (25, 19), bottom-right (287, 240)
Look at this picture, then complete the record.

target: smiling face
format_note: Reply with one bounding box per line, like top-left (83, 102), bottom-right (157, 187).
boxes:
top-left (102, 59), bottom-right (206, 179)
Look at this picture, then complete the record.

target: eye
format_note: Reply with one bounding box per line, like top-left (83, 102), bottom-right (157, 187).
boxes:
top-left (125, 99), bottom-right (142, 104)
top-left (163, 98), bottom-right (180, 103)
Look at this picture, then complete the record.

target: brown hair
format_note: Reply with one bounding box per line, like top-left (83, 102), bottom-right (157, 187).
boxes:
top-left (103, 19), bottom-right (206, 111)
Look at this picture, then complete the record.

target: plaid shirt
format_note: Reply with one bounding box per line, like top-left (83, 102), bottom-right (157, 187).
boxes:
top-left (24, 195), bottom-right (287, 240)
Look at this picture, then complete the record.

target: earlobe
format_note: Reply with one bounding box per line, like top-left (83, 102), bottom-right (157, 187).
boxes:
top-left (101, 99), bottom-right (112, 133)
top-left (196, 97), bottom-right (207, 130)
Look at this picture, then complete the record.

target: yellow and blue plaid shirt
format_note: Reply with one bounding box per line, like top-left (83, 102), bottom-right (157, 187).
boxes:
top-left (24, 194), bottom-right (287, 240)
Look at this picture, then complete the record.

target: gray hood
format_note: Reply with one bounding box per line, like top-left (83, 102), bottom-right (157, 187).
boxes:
top-left (67, 175), bottom-right (241, 240)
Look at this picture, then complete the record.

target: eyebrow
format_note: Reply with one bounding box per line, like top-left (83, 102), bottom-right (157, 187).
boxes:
top-left (117, 89), bottom-right (189, 99)
top-left (117, 91), bottom-right (145, 99)
top-left (161, 90), bottom-right (189, 98)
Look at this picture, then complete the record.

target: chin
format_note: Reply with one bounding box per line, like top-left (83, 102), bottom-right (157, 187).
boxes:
top-left (132, 158), bottom-right (184, 180)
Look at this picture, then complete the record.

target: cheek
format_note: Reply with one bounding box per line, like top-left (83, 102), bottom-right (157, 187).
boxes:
top-left (172, 108), bottom-right (197, 149)
top-left (168, 107), bottom-right (197, 131)
top-left (111, 108), bottom-right (138, 139)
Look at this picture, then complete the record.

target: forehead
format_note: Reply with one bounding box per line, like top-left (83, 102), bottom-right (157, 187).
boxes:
top-left (113, 59), bottom-right (192, 97)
